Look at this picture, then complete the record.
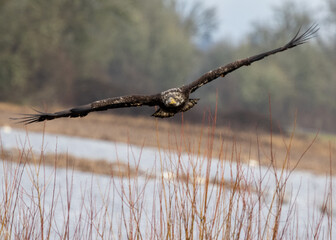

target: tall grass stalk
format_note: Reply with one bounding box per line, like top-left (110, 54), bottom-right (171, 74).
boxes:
top-left (0, 111), bottom-right (334, 239)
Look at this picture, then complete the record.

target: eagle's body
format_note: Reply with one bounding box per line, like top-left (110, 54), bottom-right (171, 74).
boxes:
top-left (13, 24), bottom-right (319, 124)
top-left (152, 88), bottom-right (199, 118)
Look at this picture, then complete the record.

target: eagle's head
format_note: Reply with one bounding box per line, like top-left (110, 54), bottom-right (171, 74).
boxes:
top-left (161, 88), bottom-right (187, 108)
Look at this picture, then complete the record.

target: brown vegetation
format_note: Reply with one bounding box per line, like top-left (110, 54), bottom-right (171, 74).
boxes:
top-left (1, 147), bottom-right (140, 178)
top-left (0, 101), bottom-right (334, 239)
top-left (1, 102), bottom-right (334, 175)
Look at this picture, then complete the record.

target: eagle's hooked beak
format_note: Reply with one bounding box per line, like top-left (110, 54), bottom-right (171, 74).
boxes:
top-left (168, 97), bottom-right (177, 106)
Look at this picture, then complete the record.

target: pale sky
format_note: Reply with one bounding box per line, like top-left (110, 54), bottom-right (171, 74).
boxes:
top-left (187, 0), bottom-right (328, 43)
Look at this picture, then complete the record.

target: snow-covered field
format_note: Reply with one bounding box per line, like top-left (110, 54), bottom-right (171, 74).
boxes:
top-left (1, 126), bottom-right (335, 238)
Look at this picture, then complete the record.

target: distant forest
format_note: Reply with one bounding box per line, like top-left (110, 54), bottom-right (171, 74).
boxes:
top-left (1, 0), bottom-right (335, 132)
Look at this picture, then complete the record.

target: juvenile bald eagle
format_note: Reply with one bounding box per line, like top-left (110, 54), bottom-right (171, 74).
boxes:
top-left (13, 24), bottom-right (318, 124)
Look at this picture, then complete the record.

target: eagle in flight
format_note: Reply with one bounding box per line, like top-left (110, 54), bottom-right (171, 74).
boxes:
top-left (13, 24), bottom-right (318, 124)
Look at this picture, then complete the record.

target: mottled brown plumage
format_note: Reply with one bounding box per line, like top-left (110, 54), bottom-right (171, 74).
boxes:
top-left (12, 24), bottom-right (319, 124)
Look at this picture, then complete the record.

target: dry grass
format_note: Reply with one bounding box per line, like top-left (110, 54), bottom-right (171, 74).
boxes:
top-left (1, 102), bottom-right (335, 175)
top-left (0, 107), bottom-right (334, 239)
top-left (0, 147), bottom-right (140, 178)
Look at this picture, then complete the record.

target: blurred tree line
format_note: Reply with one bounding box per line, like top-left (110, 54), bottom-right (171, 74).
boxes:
top-left (0, 0), bottom-right (212, 103)
top-left (190, 1), bottom-right (336, 132)
top-left (0, 0), bottom-right (335, 132)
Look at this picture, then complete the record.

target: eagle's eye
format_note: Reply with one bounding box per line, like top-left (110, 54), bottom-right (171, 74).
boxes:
top-left (168, 97), bottom-right (177, 106)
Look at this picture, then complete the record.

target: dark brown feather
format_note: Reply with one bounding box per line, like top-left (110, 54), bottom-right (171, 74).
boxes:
top-left (11, 94), bottom-right (161, 124)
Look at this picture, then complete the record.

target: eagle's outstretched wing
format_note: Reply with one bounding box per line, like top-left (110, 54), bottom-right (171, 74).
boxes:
top-left (182, 24), bottom-right (319, 93)
top-left (11, 94), bottom-right (161, 124)
top-left (12, 24), bottom-right (318, 124)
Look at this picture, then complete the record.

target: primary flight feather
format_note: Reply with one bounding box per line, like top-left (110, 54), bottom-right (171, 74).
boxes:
top-left (12, 24), bottom-right (319, 124)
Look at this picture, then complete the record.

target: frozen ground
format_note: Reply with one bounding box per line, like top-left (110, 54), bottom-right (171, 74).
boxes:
top-left (1, 126), bottom-right (335, 238)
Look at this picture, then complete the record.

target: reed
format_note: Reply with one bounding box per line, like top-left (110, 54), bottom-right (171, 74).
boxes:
top-left (0, 110), bottom-right (333, 239)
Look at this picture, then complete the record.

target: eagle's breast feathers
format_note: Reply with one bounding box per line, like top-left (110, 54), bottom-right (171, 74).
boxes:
top-left (152, 88), bottom-right (199, 118)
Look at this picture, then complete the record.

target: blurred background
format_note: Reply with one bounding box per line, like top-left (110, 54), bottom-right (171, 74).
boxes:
top-left (0, 0), bottom-right (335, 132)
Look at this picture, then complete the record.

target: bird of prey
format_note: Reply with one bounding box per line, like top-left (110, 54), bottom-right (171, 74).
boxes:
top-left (13, 24), bottom-right (319, 124)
